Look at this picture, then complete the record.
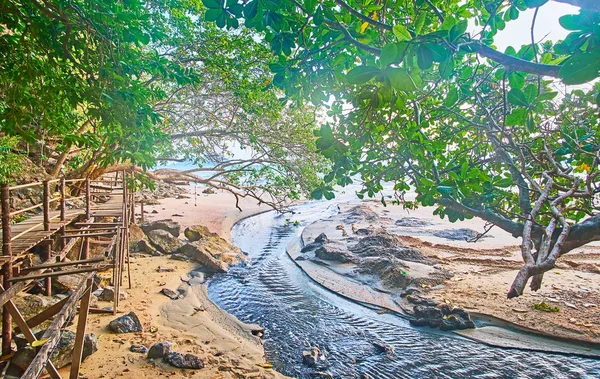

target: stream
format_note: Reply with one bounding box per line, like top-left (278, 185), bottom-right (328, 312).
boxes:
top-left (207, 200), bottom-right (600, 378)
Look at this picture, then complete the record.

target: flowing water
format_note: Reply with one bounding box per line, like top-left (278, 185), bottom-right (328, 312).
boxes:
top-left (207, 201), bottom-right (600, 378)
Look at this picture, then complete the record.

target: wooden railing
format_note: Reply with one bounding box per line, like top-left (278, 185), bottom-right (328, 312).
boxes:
top-left (0, 171), bottom-right (136, 378)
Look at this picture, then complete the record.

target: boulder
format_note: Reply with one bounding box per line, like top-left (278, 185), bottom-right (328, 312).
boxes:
top-left (148, 341), bottom-right (175, 359)
top-left (410, 305), bottom-right (475, 330)
top-left (314, 233), bottom-right (328, 243)
top-left (141, 219), bottom-right (181, 237)
top-left (109, 312), bottom-right (143, 333)
top-left (129, 224), bottom-right (146, 244)
top-left (130, 344), bottom-right (148, 354)
top-left (147, 229), bottom-right (184, 254)
top-left (179, 242), bottom-right (227, 273)
top-left (10, 331), bottom-right (98, 371)
top-left (164, 352), bottom-right (204, 369)
top-left (184, 225), bottom-right (217, 242)
top-left (136, 239), bottom-right (159, 255)
top-left (95, 286), bottom-right (129, 302)
top-left (432, 228), bottom-right (483, 241)
top-left (314, 244), bottom-right (355, 263)
top-left (160, 288), bottom-right (181, 300)
top-left (12, 295), bottom-right (59, 320)
top-left (302, 347), bottom-right (319, 367)
top-left (83, 334), bottom-right (99, 361)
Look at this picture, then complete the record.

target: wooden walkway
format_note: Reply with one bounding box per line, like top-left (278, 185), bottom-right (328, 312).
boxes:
top-left (0, 173), bottom-right (135, 379)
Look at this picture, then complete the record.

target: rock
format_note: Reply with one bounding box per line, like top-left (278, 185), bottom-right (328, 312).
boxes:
top-left (11, 331), bottom-right (97, 371)
top-left (157, 266), bottom-right (175, 273)
top-left (343, 205), bottom-right (379, 223)
top-left (141, 219), bottom-right (181, 237)
top-left (302, 347), bottom-right (319, 367)
top-left (310, 373), bottom-right (333, 379)
top-left (83, 333), bottom-right (99, 361)
top-left (296, 256), bottom-right (307, 261)
top-left (170, 253), bottom-right (190, 261)
top-left (109, 312), bottom-right (143, 333)
top-left (160, 288), bottom-right (181, 300)
top-left (151, 210), bottom-right (158, 214)
top-left (137, 239), bottom-right (159, 255)
top-left (130, 344), bottom-right (148, 354)
top-left (394, 217), bottom-right (432, 227)
top-left (314, 233), bottom-right (328, 243)
top-left (184, 225), bottom-right (217, 242)
top-left (129, 224), bottom-right (146, 244)
top-left (147, 229), bottom-right (184, 254)
top-left (406, 295), bottom-right (438, 307)
top-left (410, 305), bottom-right (474, 330)
top-left (164, 352), bottom-right (204, 369)
top-left (95, 286), bottom-right (128, 302)
top-left (432, 228), bottom-right (484, 241)
top-left (148, 341), bottom-right (175, 359)
top-left (202, 187), bottom-right (215, 194)
top-left (179, 242), bottom-right (227, 273)
top-left (314, 244), bottom-right (355, 263)
top-left (13, 295), bottom-right (59, 320)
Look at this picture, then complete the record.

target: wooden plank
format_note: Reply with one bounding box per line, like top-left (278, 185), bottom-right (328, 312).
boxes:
top-left (13, 296), bottom-right (70, 334)
top-left (0, 284), bottom-right (61, 378)
top-left (9, 265), bottom-right (112, 282)
top-left (20, 256), bottom-right (105, 273)
top-left (61, 232), bottom-right (116, 238)
top-left (69, 278), bottom-right (93, 378)
top-left (21, 272), bottom-right (94, 379)
top-left (2, 183), bottom-right (13, 356)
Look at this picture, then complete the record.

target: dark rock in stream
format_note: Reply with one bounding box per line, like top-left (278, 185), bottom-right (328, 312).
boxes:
top-left (410, 304), bottom-right (475, 331)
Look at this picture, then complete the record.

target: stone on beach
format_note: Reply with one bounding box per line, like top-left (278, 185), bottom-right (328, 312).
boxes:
top-left (148, 341), bottom-right (175, 359)
top-left (164, 352), bottom-right (204, 369)
top-left (109, 312), bottom-right (143, 333)
top-left (141, 219), bottom-right (181, 237)
top-left (147, 229), bottom-right (185, 254)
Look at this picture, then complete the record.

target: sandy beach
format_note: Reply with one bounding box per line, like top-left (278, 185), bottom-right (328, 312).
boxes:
top-left (67, 186), bottom-right (285, 379)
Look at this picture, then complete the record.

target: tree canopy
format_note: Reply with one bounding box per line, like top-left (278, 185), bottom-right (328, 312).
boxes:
top-left (204, 0), bottom-right (600, 296)
top-left (0, 0), bottom-right (324, 204)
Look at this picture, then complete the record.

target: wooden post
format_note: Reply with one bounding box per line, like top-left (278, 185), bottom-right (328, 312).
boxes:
top-left (69, 278), bottom-right (93, 379)
top-left (140, 201), bottom-right (144, 223)
top-left (42, 180), bottom-right (52, 296)
top-left (83, 177), bottom-right (91, 260)
top-left (59, 177), bottom-right (66, 251)
top-left (1, 184), bottom-right (13, 356)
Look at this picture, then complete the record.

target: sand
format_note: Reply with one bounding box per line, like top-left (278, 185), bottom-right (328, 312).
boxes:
top-left (66, 187), bottom-right (286, 379)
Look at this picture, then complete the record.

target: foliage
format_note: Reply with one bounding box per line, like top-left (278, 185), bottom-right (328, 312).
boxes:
top-left (0, 136), bottom-right (23, 184)
top-left (204, 0), bottom-right (600, 295)
top-left (533, 301), bottom-right (560, 312)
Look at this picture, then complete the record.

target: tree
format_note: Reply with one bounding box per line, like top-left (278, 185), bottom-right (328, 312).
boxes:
top-left (205, 0), bottom-right (600, 296)
top-left (1, 0), bottom-right (324, 206)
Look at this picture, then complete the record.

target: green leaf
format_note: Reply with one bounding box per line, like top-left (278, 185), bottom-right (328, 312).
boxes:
top-left (346, 66), bottom-right (381, 84)
top-left (507, 88), bottom-right (530, 107)
top-left (559, 14), bottom-right (584, 31)
top-left (205, 8), bottom-right (223, 21)
top-left (313, 6), bottom-right (323, 26)
top-left (526, 113), bottom-right (535, 132)
top-left (426, 43), bottom-right (449, 62)
top-left (380, 43), bottom-right (399, 67)
top-left (524, 0), bottom-right (548, 8)
top-left (559, 51), bottom-right (600, 85)
top-left (203, 0), bottom-right (222, 9)
top-left (416, 45), bottom-right (433, 70)
top-left (244, 0), bottom-right (258, 18)
top-left (445, 88), bottom-right (459, 107)
top-left (436, 186), bottom-right (454, 195)
top-left (439, 57), bottom-right (454, 79)
top-left (449, 20), bottom-right (468, 42)
top-left (304, 0), bottom-right (317, 14)
top-left (393, 24), bottom-right (412, 41)
top-left (505, 108), bottom-right (528, 126)
top-left (386, 67), bottom-right (417, 91)
top-left (311, 188), bottom-right (323, 199)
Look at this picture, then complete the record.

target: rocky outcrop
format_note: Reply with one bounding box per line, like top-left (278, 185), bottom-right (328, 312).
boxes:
top-left (147, 229), bottom-right (184, 254)
top-left (142, 219), bottom-right (181, 237)
top-left (314, 244), bottom-right (355, 263)
top-left (109, 312), bottom-right (143, 333)
top-left (432, 228), bottom-right (484, 241)
top-left (410, 304), bottom-right (475, 331)
top-left (179, 242), bottom-right (227, 273)
top-left (350, 232), bottom-right (432, 264)
top-left (302, 347), bottom-right (320, 367)
top-left (184, 225), bottom-right (216, 242)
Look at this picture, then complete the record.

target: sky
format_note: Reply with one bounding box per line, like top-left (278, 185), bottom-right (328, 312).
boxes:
top-left (493, 1), bottom-right (579, 51)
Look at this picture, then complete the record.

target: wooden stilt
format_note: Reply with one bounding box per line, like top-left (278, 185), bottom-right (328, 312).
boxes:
top-left (42, 180), bottom-right (52, 296)
top-left (1, 183), bottom-right (13, 356)
top-left (69, 278), bottom-right (93, 379)
top-left (83, 177), bottom-right (90, 260)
